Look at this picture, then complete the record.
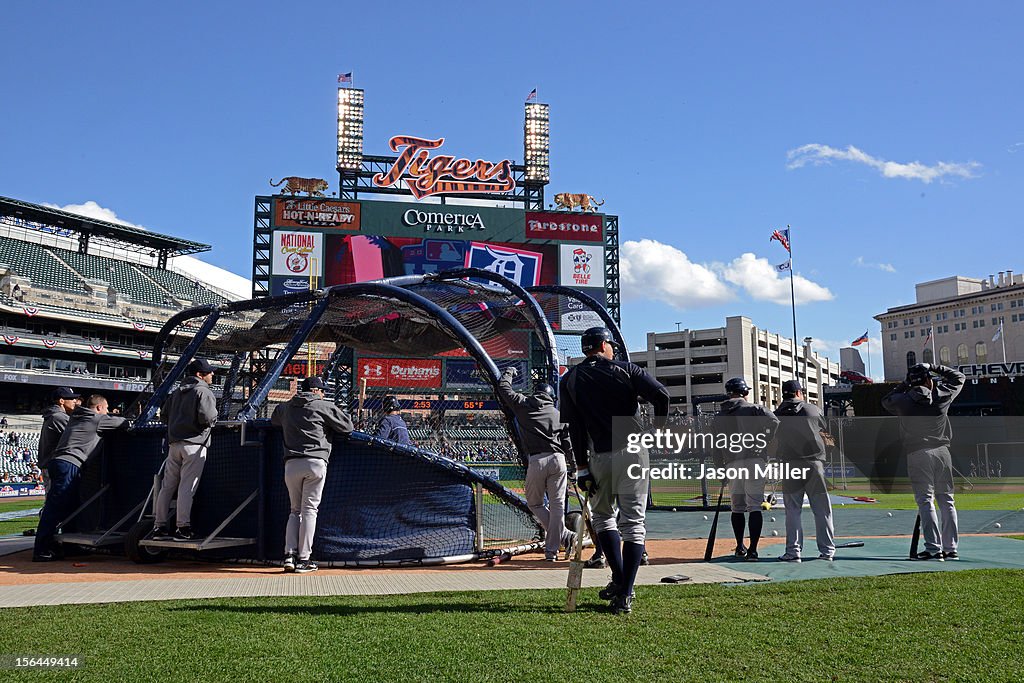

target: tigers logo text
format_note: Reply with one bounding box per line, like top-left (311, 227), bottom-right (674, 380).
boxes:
top-left (372, 135), bottom-right (515, 199)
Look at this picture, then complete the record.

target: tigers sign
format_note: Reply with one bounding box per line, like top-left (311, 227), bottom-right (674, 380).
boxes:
top-left (372, 135), bottom-right (515, 199)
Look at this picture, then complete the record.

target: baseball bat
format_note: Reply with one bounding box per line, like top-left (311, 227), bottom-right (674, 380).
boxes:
top-left (487, 552), bottom-right (512, 567)
top-left (565, 484), bottom-right (592, 613)
top-left (835, 541), bottom-right (864, 549)
top-left (703, 478), bottom-right (729, 562)
top-left (909, 514), bottom-right (921, 559)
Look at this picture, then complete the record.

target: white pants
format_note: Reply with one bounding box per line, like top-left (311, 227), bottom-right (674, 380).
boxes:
top-left (285, 457), bottom-right (328, 561)
top-left (908, 446), bottom-right (958, 554)
top-left (589, 448), bottom-right (649, 544)
top-left (525, 452), bottom-right (570, 556)
top-left (155, 442), bottom-right (207, 528)
top-left (782, 460), bottom-right (835, 558)
top-left (729, 457), bottom-right (766, 513)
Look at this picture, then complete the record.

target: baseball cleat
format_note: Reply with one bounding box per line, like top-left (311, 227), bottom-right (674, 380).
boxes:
top-left (912, 551), bottom-right (944, 561)
top-left (734, 545), bottom-right (747, 558)
top-left (818, 554), bottom-right (835, 562)
top-left (295, 560), bottom-right (319, 573)
top-left (599, 582), bottom-right (621, 600)
top-left (544, 553), bottom-right (558, 562)
top-left (942, 551), bottom-right (959, 560)
top-left (640, 551), bottom-right (650, 566)
top-left (610, 594), bottom-right (633, 615)
top-left (172, 526), bottom-right (195, 542)
top-left (150, 525), bottom-right (172, 541)
top-left (283, 554), bottom-right (297, 572)
top-left (777, 554), bottom-right (801, 563)
top-left (583, 555), bottom-right (605, 569)
top-left (744, 549), bottom-right (759, 562)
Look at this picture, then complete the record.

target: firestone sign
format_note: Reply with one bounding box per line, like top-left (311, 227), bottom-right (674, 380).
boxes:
top-left (372, 135), bottom-right (515, 200)
top-left (525, 212), bottom-right (603, 242)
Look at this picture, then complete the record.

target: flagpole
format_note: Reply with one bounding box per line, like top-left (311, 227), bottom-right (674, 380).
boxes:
top-left (865, 337), bottom-right (872, 379)
top-left (930, 325), bottom-right (936, 362)
top-left (1001, 321), bottom-right (1006, 362)
top-left (786, 225), bottom-right (800, 385)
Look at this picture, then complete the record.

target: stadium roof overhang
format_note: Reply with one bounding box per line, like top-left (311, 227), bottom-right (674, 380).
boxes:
top-left (0, 195), bottom-right (211, 256)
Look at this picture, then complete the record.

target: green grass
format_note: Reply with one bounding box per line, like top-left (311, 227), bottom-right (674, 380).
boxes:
top-left (1, 570), bottom-right (1023, 681)
top-left (0, 498), bottom-right (41, 536)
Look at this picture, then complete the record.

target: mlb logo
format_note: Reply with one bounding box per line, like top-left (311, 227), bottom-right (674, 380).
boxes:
top-left (464, 242), bottom-right (543, 287)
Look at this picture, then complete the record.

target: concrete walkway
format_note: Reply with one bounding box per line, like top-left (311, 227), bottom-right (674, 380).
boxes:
top-left (0, 561), bottom-right (768, 608)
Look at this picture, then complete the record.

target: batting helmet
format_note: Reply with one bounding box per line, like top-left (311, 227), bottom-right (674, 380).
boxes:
top-left (382, 395), bottom-right (401, 412)
top-left (533, 382), bottom-right (556, 400)
top-left (724, 377), bottom-right (750, 396)
top-left (581, 326), bottom-right (617, 353)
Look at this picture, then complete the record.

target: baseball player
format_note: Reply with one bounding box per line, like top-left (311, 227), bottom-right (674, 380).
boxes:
top-left (272, 376), bottom-right (354, 573)
top-left (774, 380), bottom-right (835, 562)
top-left (374, 395), bottom-right (411, 446)
top-left (495, 366), bottom-right (576, 561)
top-left (559, 327), bottom-right (670, 614)
top-left (37, 387), bottom-right (81, 495)
top-left (882, 363), bottom-right (965, 560)
top-left (33, 394), bottom-right (128, 561)
top-left (712, 378), bottom-right (779, 562)
top-left (153, 358), bottom-right (219, 542)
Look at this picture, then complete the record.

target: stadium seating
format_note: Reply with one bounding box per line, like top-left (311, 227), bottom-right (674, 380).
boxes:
top-left (138, 266), bottom-right (229, 306)
top-left (0, 239), bottom-right (80, 291)
top-left (48, 248), bottom-right (167, 306)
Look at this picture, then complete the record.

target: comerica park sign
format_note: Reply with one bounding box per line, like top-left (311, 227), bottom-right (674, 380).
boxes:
top-left (372, 135), bottom-right (515, 200)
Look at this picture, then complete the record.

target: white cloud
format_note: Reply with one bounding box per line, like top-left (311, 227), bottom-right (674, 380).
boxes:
top-left (620, 239), bottom-right (733, 309)
top-left (853, 256), bottom-right (896, 273)
top-left (717, 252), bottom-right (834, 306)
top-left (46, 200), bottom-right (251, 300)
top-left (786, 144), bottom-right (980, 184)
top-left (1009, 142), bottom-right (1024, 154)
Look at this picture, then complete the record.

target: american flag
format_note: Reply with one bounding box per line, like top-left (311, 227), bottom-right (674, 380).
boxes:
top-left (337, 72), bottom-right (353, 84)
top-left (526, 88), bottom-right (537, 102)
top-left (770, 228), bottom-right (791, 253)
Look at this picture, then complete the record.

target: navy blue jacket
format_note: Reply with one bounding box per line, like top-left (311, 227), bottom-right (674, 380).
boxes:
top-left (374, 414), bottom-right (411, 446)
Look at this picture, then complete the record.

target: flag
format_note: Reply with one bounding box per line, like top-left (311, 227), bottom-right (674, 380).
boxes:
top-left (923, 327), bottom-right (933, 349)
top-left (993, 322), bottom-right (1003, 342)
top-left (337, 72), bottom-right (353, 84)
top-left (22, 306), bottom-right (39, 317)
top-left (89, 343), bottom-right (104, 354)
top-left (526, 88), bottom-right (537, 102)
top-left (43, 339), bottom-right (58, 349)
top-left (776, 259), bottom-right (791, 272)
top-left (2, 335), bottom-right (18, 346)
top-left (770, 228), bottom-right (791, 253)
top-left (137, 350), bottom-right (150, 359)
top-left (132, 321), bottom-right (146, 331)
top-left (851, 331), bottom-right (869, 346)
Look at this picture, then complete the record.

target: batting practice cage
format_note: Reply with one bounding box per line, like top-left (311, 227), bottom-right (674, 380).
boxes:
top-left (57, 268), bottom-right (623, 566)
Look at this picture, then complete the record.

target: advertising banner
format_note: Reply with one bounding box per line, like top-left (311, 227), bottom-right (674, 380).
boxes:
top-left (271, 231), bottom-right (323, 277)
top-left (445, 358), bottom-right (528, 390)
top-left (439, 331), bottom-right (531, 359)
top-left (560, 309), bottom-right (605, 332)
top-left (359, 201), bottom-right (526, 242)
top-left (465, 242), bottom-right (544, 288)
top-left (559, 244), bottom-right (605, 288)
top-left (358, 357), bottom-right (443, 389)
top-left (270, 276), bottom-right (312, 296)
top-left (525, 212), bottom-right (603, 242)
top-left (273, 197), bottom-right (361, 230)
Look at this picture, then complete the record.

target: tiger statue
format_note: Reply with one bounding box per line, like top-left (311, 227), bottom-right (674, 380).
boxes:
top-left (553, 193), bottom-right (605, 213)
top-left (269, 176), bottom-right (330, 197)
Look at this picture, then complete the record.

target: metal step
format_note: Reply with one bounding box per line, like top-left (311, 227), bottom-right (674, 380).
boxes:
top-left (139, 537), bottom-right (256, 551)
top-left (59, 532), bottom-right (126, 547)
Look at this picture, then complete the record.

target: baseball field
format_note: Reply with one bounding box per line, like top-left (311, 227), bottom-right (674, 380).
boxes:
top-left (1, 568), bottom-right (1022, 681)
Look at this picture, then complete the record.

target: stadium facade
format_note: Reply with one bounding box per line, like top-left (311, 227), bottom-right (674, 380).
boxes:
top-left (875, 270), bottom-right (1024, 381)
top-left (631, 316), bottom-right (841, 412)
top-left (0, 195), bottom-right (237, 414)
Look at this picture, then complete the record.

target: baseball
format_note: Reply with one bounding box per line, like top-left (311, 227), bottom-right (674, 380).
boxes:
top-left (995, 523), bottom-right (1002, 529)
top-left (770, 517), bottom-right (776, 522)
top-left (771, 530), bottom-right (779, 536)
top-left (671, 508), bottom-right (677, 512)
top-left (703, 515), bottom-right (708, 520)
top-left (886, 512), bottom-right (893, 517)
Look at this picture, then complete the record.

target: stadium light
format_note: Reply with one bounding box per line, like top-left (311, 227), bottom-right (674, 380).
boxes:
top-left (337, 88), bottom-right (364, 171)
top-left (524, 102), bottom-right (549, 183)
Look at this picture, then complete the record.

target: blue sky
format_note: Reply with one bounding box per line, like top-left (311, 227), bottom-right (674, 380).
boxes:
top-left (2, 2), bottom-right (1022, 376)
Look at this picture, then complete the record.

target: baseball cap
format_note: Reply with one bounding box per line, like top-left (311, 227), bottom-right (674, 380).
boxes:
top-left (51, 387), bottom-right (81, 401)
top-left (300, 376), bottom-right (326, 391)
top-left (782, 380), bottom-right (803, 395)
top-left (187, 358), bottom-right (216, 375)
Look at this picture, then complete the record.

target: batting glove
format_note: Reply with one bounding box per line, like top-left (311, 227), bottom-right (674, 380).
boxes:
top-left (576, 467), bottom-right (598, 495)
top-left (503, 366), bottom-right (519, 379)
